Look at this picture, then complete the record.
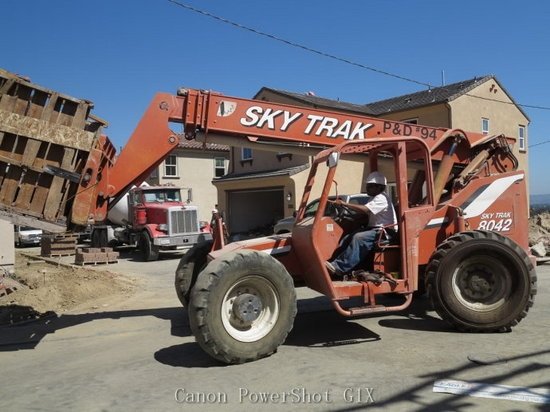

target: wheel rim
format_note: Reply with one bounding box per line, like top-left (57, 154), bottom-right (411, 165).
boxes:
top-left (451, 254), bottom-right (512, 312)
top-left (221, 275), bottom-right (280, 342)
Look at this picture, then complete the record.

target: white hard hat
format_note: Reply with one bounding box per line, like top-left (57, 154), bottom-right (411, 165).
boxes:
top-left (366, 171), bottom-right (387, 185)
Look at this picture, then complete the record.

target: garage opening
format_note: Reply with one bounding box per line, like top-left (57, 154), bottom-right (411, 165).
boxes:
top-left (228, 188), bottom-right (284, 235)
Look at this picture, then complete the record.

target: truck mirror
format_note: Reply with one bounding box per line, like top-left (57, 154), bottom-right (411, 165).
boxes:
top-left (327, 152), bottom-right (339, 168)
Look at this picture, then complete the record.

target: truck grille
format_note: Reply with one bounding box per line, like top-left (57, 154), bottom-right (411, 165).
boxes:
top-left (170, 207), bottom-right (199, 235)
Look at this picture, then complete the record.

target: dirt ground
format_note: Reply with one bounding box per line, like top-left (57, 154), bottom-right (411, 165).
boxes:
top-left (0, 251), bottom-right (136, 325)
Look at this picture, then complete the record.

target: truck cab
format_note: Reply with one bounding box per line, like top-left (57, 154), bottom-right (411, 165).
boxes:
top-left (94, 185), bottom-right (212, 261)
top-left (128, 186), bottom-right (213, 260)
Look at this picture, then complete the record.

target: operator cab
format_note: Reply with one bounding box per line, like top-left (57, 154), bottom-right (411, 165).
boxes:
top-left (290, 138), bottom-right (435, 305)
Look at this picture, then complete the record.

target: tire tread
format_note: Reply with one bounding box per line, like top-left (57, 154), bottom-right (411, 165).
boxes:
top-left (189, 249), bottom-right (297, 364)
top-left (426, 230), bottom-right (537, 332)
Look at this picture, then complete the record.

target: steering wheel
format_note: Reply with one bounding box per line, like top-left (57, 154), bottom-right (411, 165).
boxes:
top-left (328, 201), bottom-right (363, 223)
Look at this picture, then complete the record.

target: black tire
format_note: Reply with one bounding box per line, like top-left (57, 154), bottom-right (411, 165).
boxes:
top-left (138, 231), bottom-right (159, 261)
top-left (188, 249), bottom-right (297, 364)
top-left (91, 228), bottom-right (108, 248)
top-left (175, 240), bottom-right (213, 307)
top-left (426, 230), bottom-right (537, 332)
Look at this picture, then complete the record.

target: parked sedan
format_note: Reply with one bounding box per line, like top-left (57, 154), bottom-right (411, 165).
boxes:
top-left (14, 226), bottom-right (42, 247)
top-left (273, 194), bottom-right (370, 234)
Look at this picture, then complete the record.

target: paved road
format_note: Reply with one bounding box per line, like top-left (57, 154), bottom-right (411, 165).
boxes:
top-left (1, 248), bottom-right (549, 411)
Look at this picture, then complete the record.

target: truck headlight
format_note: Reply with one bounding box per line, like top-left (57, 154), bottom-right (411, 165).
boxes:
top-left (157, 224), bottom-right (168, 232)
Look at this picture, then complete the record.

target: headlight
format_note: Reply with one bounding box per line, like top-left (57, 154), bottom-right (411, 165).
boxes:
top-left (157, 224), bottom-right (168, 232)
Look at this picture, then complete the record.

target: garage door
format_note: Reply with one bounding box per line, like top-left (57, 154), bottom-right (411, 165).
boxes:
top-left (228, 188), bottom-right (284, 234)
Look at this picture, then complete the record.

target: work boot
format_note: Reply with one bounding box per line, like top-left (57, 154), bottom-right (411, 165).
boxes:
top-left (325, 261), bottom-right (342, 276)
top-left (352, 270), bottom-right (384, 285)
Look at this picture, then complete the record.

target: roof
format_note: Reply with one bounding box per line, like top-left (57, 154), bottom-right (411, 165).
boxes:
top-left (365, 75), bottom-right (530, 120)
top-left (177, 138), bottom-right (229, 152)
top-left (213, 164), bottom-right (309, 183)
top-left (364, 76), bottom-right (494, 114)
top-left (255, 87), bottom-right (376, 116)
top-left (257, 75), bottom-right (529, 121)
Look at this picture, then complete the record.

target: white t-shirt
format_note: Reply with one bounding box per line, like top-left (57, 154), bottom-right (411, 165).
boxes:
top-left (364, 192), bottom-right (397, 228)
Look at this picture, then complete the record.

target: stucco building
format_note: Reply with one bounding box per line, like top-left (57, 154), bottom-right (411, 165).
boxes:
top-left (0, 220), bottom-right (15, 273)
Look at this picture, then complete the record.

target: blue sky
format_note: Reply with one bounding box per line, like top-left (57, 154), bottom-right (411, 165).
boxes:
top-left (3, 0), bottom-right (550, 194)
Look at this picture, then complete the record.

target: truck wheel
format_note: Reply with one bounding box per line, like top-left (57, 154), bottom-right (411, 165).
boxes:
top-left (426, 230), bottom-right (536, 332)
top-left (188, 249), bottom-right (297, 364)
top-left (175, 240), bottom-right (213, 307)
top-left (91, 228), bottom-right (108, 248)
top-left (139, 231), bottom-right (159, 261)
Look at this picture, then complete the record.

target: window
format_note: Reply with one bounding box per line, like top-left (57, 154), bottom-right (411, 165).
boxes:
top-left (276, 152), bottom-right (292, 161)
top-left (164, 155), bottom-right (178, 177)
top-left (143, 189), bottom-right (181, 203)
top-left (519, 125), bottom-right (526, 151)
top-left (143, 193), bottom-right (158, 202)
top-left (214, 157), bottom-right (226, 177)
top-left (131, 191), bottom-right (141, 205)
top-left (242, 148), bottom-right (252, 160)
top-left (386, 182), bottom-right (399, 206)
top-left (482, 118), bottom-right (490, 135)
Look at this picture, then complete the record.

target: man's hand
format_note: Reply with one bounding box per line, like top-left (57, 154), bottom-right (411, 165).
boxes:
top-left (328, 200), bottom-right (370, 216)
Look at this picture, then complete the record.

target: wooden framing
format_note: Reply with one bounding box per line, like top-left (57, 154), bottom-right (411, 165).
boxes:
top-left (0, 68), bottom-right (107, 232)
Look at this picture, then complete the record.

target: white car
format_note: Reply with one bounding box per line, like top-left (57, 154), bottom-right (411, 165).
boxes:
top-left (273, 194), bottom-right (371, 234)
top-left (14, 226), bottom-right (42, 247)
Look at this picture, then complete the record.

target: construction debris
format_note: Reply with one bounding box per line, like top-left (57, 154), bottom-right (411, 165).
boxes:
top-left (530, 241), bottom-right (547, 258)
top-left (529, 210), bottom-right (550, 264)
top-left (0, 275), bottom-right (27, 299)
top-left (433, 379), bottom-right (550, 404)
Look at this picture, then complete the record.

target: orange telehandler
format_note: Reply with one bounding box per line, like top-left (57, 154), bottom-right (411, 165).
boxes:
top-left (0, 69), bottom-right (536, 364)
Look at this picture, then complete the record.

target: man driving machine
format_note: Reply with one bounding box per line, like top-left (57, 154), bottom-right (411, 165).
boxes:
top-left (325, 171), bottom-right (397, 277)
